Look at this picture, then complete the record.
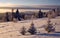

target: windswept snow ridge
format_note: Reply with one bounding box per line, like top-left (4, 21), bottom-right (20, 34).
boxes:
top-left (0, 17), bottom-right (60, 38)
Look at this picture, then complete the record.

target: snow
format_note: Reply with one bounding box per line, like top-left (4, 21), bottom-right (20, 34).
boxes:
top-left (0, 17), bottom-right (60, 38)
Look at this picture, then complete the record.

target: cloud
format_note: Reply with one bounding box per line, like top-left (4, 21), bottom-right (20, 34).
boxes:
top-left (0, 2), bottom-right (18, 7)
top-left (0, 2), bottom-right (30, 7)
top-left (0, 3), bottom-right (12, 7)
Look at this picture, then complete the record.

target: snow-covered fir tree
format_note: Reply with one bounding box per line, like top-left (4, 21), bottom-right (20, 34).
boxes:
top-left (20, 26), bottom-right (26, 35)
top-left (28, 22), bottom-right (37, 35)
top-left (38, 9), bottom-right (43, 18)
top-left (45, 19), bottom-right (55, 33)
top-left (5, 12), bottom-right (10, 22)
top-left (15, 9), bottom-right (21, 21)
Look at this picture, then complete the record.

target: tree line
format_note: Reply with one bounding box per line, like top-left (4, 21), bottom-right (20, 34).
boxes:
top-left (5, 9), bottom-right (46, 22)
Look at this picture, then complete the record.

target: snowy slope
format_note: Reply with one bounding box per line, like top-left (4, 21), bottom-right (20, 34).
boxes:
top-left (0, 17), bottom-right (60, 38)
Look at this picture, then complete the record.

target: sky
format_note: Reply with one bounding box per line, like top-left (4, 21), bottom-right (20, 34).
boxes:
top-left (0, 0), bottom-right (60, 13)
top-left (0, 0), bottom-right (60, 7)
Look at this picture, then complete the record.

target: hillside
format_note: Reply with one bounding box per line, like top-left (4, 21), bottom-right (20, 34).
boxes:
top-left (0, 16), bottom-right (60, 38)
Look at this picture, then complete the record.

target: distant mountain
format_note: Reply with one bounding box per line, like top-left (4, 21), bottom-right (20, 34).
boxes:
top-left (0, 5), bottom-right (60, 9)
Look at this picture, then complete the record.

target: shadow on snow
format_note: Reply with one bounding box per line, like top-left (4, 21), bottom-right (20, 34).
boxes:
top-left (37, 32), bottom-right (60, 37)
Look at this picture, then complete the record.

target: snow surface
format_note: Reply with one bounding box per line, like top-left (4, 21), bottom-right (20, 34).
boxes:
top-left (0, 17), bottom-right (60, 38)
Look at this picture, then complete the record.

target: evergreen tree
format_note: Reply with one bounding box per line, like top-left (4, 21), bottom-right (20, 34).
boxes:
top-left (22, 14), bottom-right (25, 20)
top-left (52, 9), bottom-right (55, 12)
top-left (15, 9), bottom-right (21, 21)
top-left (5, 12), bottom-right (9, 22)
top-left (20, 26), bottom-right (26, 35)
top-left (11, 9), bottom-right (14, 21)
top-left (28, 22), bottom-right (37, 35)
top-left (38, 10), bottom-right (43, 18)
top-left (45, 20), bottom-right (55, 33)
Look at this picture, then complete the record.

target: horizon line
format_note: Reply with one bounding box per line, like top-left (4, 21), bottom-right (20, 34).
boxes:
top-left (0, 5), bottom-right (60, 9)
